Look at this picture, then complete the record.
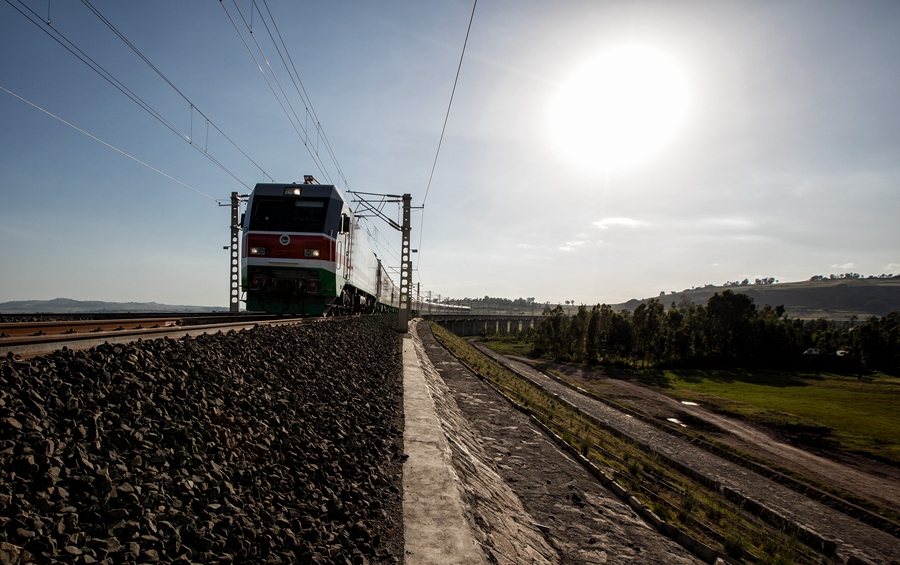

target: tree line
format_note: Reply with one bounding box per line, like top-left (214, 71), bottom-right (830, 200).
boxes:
top-left (516, 290), bottom-right (899, 374)
top-left (808, 273), bottom-right (900, 281)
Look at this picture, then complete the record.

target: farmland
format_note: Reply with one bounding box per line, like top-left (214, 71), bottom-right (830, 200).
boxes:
top-left (646, 368), bottom-right (900, 464)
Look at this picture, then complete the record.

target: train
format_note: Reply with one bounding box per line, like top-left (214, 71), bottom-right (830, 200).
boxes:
top-left (241, 177), bottom-right (399, 315)
top-left (240, 177), bottom-right (470, 317)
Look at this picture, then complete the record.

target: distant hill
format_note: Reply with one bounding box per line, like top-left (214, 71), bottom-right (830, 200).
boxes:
top-left (0, 298), bottom-right (226, 314)
top-left (609, 278), bottom-right (900, 321)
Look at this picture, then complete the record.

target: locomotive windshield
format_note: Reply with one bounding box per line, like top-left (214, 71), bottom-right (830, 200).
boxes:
top-left (249, 197), bottom-right (330, 233)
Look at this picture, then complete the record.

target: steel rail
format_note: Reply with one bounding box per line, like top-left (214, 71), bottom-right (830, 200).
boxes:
top-left (0, 317), bottom-right (181, 339)
top-left (1, 315), bottom-right (339, 359)
top-left (0, 315), bottom-right (285, 338)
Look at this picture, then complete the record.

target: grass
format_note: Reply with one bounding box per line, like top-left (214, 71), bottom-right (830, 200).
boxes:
top-left (650, 368), bottom-right (900, 464)
top-left (478, 339), bottom-right (900, 463)
top-left (479, 336), bottom-right (900, 523)
top-left (430, 323), bottom-right (823, 564)
top-left (477, 338), bottom-right (533, 357)
top-left (514, 357), bottom-right (900, 525)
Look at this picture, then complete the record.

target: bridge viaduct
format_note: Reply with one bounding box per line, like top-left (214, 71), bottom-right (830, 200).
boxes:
top-left (421, 314), bottom-right (543, 336)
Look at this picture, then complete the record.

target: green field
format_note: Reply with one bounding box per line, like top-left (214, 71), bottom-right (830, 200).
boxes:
top-left (649, 369), bottom-right (900, 464)
top-left (475, 338), bottom-right (532, 357)
top-left (478, 339), bottom-right (900, 464)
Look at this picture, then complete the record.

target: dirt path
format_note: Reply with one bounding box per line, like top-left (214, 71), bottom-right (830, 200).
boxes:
top-left (520, 358), bottom-right (900, 515)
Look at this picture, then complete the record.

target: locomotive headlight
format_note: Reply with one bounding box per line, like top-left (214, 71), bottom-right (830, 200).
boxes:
top-left (249, 247), bottom-right (267, 256)
top-left (304, 249), bottom-right (320, 258)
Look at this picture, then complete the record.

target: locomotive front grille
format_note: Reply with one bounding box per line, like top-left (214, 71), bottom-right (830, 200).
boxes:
top-left (247, 268), bottom-right (320, 295)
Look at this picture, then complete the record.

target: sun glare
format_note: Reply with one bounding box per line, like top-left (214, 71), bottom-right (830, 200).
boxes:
top-left (550, 44), bottom-right (689, 173)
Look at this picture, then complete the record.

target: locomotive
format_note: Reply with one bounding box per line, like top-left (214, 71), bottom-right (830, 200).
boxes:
top-left (241, 177), bottom-right (400, 315)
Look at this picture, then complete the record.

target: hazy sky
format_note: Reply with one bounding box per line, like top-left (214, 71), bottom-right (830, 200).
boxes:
top-left (2, 1), bottom-right (898, 307)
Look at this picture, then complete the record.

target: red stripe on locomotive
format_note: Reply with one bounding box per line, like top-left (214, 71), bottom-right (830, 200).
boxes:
top-left (242, 233), bottom-right (336, 261)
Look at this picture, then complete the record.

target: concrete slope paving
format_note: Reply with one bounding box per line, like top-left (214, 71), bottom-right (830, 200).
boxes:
top-left (473, 344), bottom-right (900, 565)
top-left (414, 322), bottom-right (703, 565)
top-left (403, 323), bottom-right (558, 565)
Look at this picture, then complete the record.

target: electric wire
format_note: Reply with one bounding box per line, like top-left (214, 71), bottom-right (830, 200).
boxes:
top-left (258, 0), bottom-right (348, 190)
top-left (369, 234), bottom-right (402, 269)
top-left (257, 0), bottom-right (346, 188)
top-left (416, 0), bottom-right (477, 276)
top-left (230, 0), bottom-right (391, 294)
top-left (225, 0), bottom-right (330, 166)
top-left (422, 0), bottom-right (477, 207)
top-left (77, 0), bottom-right (274, 183)
top-left (347, 192), bottom-right (406, 291)
top-left (352, 195), bottom-right (404, 262)
top-left (1, 84), bottom-right (216, 201)
top-left (361, 221), bottom-right (402, 266)
top-left (415, 207), bottom-right (427, 274)
top-left (4, 0), bottom-right (251, 190)
top-left (230, 0), bottom-right (320, 162)
top-left (220, 0), bottom-right (333, 185)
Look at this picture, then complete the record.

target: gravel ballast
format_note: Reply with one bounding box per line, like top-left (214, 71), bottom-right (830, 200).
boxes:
top-left (1, 316), bottom-right (404, 565)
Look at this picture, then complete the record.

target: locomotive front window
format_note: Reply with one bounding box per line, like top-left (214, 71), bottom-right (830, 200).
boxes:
top-left (250, 198), bottom-right (285, 229)
top-left (250, 197), bottom-right (329, 232)
top-left (292, 201), bottom-right (325, 224)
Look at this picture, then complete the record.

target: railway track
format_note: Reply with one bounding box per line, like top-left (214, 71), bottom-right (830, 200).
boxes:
top-left (0, 314), bottom-right (331, 358)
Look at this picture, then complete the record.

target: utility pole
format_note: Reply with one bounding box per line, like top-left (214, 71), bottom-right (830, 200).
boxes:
top-left (397, 193), bottom-right (413, 332)
top-left (230, 193), bottom-right (240, 312)
top-left (221, 192), bottom-right (248, 313)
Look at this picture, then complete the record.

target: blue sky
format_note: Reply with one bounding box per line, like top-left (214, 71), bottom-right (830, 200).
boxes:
top-left (2, 0), bottom-right (899, 307)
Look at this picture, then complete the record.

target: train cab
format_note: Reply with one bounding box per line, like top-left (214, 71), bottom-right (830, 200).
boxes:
top-left (241, 177), bottom-right (397, 315)
top-left (242, 179), bottom-right (348, 314)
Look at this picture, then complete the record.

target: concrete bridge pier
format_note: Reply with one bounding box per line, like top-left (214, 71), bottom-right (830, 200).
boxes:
top-left (424, 314), bottom-right (543, 337)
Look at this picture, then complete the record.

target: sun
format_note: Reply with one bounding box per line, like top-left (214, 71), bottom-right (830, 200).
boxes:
top-left (549, 44), bottom-right (689, 173)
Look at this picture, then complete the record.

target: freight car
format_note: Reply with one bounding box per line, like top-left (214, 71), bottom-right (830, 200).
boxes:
top-left (241, 177), bottom-right (400, 315)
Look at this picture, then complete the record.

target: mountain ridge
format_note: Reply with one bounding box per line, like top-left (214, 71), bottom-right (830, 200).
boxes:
top-left (608, 278), bottom-right (900, 321)
top-left (0, 297), bottom-right (226, 314)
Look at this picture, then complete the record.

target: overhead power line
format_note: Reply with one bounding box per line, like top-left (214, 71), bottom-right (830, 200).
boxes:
top-left (4, 0), bottom-right (252, 191)
top-left (423, 0), bottom-right (478, 206)
top-left (353, 197), bottom-right (405, 265)
top-left (416, 0), bottom-right (478, 276)
top-left (1, 84), bottom-right (216, 201)
top-left (362, 223), bottom-right (402, 266)
top-left (220, 0), bottom-right (344, 188)
top-left (257, 0), bottom-right (349, 190)
top-left (77, 0), bottom-right (274, 184)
